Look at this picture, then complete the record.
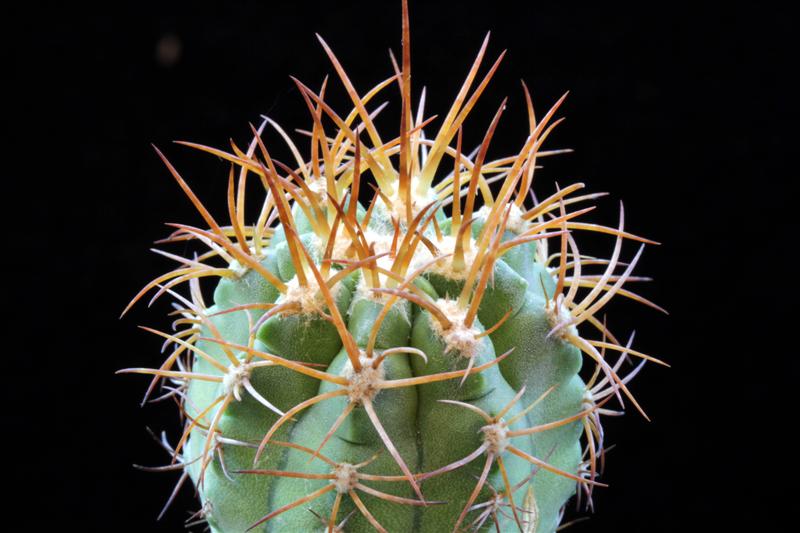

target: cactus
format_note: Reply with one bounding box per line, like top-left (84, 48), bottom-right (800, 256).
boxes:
top-left (120, 2), bottom-right (665, 531)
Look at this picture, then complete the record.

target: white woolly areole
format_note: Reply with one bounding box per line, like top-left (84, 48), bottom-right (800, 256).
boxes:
top-left (386, 179), bottom-right (438, 223)
top-left (476, 203), bottom-right (528, 235)
top-left (222, 363), bottom-right (251, 401)
top-left (546, 294), bottom-right (578, 340)
top-left (342, 354), bottom-right (386, 403)
top-left (227, 246), bottom-right (267, 278)
top-left (535, 232), bottom-right (549, 265)
top-left (482, 423), bottom-right (510, 455)
top-left (307, 176), bottom-right (328, 196)
top-left (416, 234), bottom-right (477, 281)
top-left (333, 462), bottom-right (359, 493)
top-left (227, 259), bottom-right (249, 279)
top-left (278, 269), bottom-right (341, 315)
top-left (430, 298), bottom-right (480, 360)
top-left (330, 229), bottom-right (356, 264)
top-left (329, 220), bottom-right (380, 263)
top-left (582, 387), bottom-right (595, 409)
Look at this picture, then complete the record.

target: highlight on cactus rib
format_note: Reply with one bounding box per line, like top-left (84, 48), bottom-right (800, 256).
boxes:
top-left (119, 2), bottom-right (666, 531)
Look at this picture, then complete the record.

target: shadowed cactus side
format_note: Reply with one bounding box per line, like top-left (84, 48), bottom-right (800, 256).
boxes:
top-left (120, 2), bottom-right (666, 531)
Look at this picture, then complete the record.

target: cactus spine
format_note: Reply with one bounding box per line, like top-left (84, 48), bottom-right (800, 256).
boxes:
top-left (121, 2), bottom-right (665, 531)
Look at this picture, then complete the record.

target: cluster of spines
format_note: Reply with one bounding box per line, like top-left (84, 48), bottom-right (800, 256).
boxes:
top-left (120, 2), bottom-right (666, 531)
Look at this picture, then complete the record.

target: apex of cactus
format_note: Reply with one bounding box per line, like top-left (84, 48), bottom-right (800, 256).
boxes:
top-left (120, 1), bottom-right (666, 531)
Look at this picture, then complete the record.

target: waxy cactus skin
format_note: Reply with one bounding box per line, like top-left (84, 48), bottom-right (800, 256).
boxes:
top-left (121, 2), bottom-right (665, 531)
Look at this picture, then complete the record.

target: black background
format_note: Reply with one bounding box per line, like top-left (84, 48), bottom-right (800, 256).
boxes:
top-left (8, 0), bottom-right (794, 531)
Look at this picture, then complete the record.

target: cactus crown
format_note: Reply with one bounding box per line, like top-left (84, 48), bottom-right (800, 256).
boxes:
top-left (120, 2), bottom-right (665, 531)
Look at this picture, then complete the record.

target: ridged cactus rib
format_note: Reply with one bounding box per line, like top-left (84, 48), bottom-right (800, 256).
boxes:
top-left (120, 2), bottom-right (666, 531)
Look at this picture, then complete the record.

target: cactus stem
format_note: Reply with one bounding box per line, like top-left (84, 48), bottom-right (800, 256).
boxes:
top-left (247, 483), bottom-right (337, 532)
top-left (241, 372), bottom-right (286, 416)
top-left (365, 254), bottom-right (451, 357)
top-left (379, 348), bottom-right (511, 390)
top-left (349, 490), bottom-right (388, 533)
top-left (199, 338), bottom-right (349, 385)
top-left (246, 424), bottom-right (439, 532)
top-left (123, 4), bottom-right (665, 525)
top-left (254, 389), bottom-right (349, 464)
top-left (306, 402), bottom-right (357, 465)
top-left (356, 482), bottom-right (435, 507)
top-left (374, 287), bottom-right (453, 330)
top-left (207, 301), bottom-right (276, 318)
top-left (249, 301), bottom-right (302, 333)
top-left (371, 346), bottom-right (428, 368)
top-left (308, 505), bottom-right (356, 533)
top-left (362, 397), bottom-right (426, 502)
top-left (433, 388), bottom-right (607, 530)
top-left (289, 224), bottom-right (365, 369)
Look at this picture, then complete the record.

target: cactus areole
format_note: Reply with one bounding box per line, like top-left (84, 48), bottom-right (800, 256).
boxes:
top-left (120, 2), bottom-right (666, 531)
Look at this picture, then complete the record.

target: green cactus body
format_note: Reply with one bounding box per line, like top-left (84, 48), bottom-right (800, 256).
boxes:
top-left (121, 2), bottom-right (664, 531)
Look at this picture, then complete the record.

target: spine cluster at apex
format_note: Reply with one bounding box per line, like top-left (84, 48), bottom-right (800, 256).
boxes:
top-left (120, 2), bottom-right (666, 532)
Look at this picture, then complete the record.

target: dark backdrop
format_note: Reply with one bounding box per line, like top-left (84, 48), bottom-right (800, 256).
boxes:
top-left (9, 0), bottom-right (793, 531)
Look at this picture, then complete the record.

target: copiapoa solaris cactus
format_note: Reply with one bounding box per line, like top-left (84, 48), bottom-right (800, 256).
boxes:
top-left (120, 2), bottom-right (666, 531)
